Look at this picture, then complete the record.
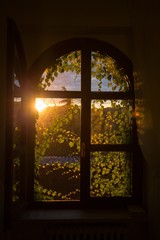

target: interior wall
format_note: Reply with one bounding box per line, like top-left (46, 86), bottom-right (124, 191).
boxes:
top-left (20, 28), bottom-right (133, 69)
top-left (131, 1), bottom-right (160, 239)
top-left (2, 0), bottom-right (160, 239)
top-left (7, 0), bottom-right (133, 68)
top-left (0, 0), bottom-right (7, 238)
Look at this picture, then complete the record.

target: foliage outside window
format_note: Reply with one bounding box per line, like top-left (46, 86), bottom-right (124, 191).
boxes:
top-left (8, 18), bottom-right (141, 222)
top-left (31, 46), bottom-right (133, 203)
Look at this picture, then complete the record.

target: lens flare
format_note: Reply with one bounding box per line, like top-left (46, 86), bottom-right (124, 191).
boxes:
top-left (35, 99), bottom-right (47, 112)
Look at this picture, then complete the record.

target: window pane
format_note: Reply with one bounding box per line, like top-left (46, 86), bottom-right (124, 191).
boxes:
top-left (39, 51), bottom-right (81, 91)
top-left (91, 99), bottom-right (132, 144)
top-left (12, 157), bottom-right (20, 202)
top-left (34, 98), bottom-right (81, 201)
top-left (14, 73), bottom-right (21, 89)
top-left (12, 97), bottom-right (22, 202)
top-left (13, 97), bottom-right (22, 149)
top-left (90, 151), bottom-right (132, 197)
top-left (91, 51), bottom-right (129, 92)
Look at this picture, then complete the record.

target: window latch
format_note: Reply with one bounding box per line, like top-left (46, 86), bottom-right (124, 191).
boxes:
top-left (81, 142), bottom-right (85, 158)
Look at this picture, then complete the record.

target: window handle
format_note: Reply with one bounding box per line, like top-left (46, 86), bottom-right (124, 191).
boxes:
top-left (81, 142), bottom-right (85, 158)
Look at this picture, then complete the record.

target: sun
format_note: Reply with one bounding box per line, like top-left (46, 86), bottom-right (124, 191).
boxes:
top-left (35, 98), bottom-right (47, 112)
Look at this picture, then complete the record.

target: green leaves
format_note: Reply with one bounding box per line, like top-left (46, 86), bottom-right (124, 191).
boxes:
top-left (34, 160), bottom-right (80, 201)
top-left (90, 151), bottom-right (131, 197)
top-left (34, 97), bottom-right (132, 200)
top-left (69, 141), bottom-right (74, 148)
top-left (39, 51), bottom-right (81, 90)
top-left (91, 99), bottom-right (132, 145)
top-left (102, 167), bottom-right (110, 175)
top-left (91, 51), bottom-right (129, 92)
top-left (33, 49), bottom-right (132, 201)
top-left (57, 135), bottom-right (64, 143)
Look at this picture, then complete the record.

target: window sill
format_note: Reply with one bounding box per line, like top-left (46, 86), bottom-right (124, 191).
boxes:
top-left (9, 205), bottom-right (147, 240)
top-left (18, 205), bottom-right (146, 223)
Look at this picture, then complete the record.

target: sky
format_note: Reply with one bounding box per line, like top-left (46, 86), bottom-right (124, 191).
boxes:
top-left (44, 70), bottom-right (119, 92)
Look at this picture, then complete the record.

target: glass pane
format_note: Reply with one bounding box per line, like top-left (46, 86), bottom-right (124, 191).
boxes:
top-left (34, 98), bottom-right (81, 201)
top-left (14, 72), bottom-right (20, 89)
top-left (91, 99), bottom-right (132, 144)
top-left (90, 151), bottom-right (132, 197)
top-left (13, 97), bottom-right (22, 149)
top-left (91, 51), bottom-right (129, 92)
top-left (39, 51), bottom-right (81, 91)
top-left (12, 157), bottom-right (20, 202)
top-left (12, 97), bottom-right (22, 202)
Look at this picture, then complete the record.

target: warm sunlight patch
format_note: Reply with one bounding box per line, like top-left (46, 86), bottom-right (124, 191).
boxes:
top-left (35, 99), bottom-right (47, 112)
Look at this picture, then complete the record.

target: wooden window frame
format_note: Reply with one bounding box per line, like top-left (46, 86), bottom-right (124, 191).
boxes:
top-left (26, 38), bottom-right (143, 209)
top-left (5, 31), bottom-right (144, 224)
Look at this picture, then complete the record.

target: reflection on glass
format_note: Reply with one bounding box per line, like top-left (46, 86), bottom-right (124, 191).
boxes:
top-left (13, 98), bottom-right (22, 149)
top-left (34, 98), bottom-right (81, 201)
top-left (91, 51), bottom-right (129, 92)
top-left (12, 97), bottom-right (22, 202)
top-left (91, 99), bottom-right (132, 144)
top-left (12, 157), bottom-right (20, 202)
top-left (39, 51), bottom-right (81, 91)
top-left (14, 73), bottom-right (20, 89)
top-left (90, 151), bottom-right (131, 197)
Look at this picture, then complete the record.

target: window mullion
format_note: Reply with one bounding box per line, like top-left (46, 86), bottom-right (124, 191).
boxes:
top-left (90, 144), bottom-right (132, 152)
top-left (24, 38), bottom-right (141, 206)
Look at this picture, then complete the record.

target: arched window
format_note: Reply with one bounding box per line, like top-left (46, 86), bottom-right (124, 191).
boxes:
top-left (27, 38), bottom-right (143, 207)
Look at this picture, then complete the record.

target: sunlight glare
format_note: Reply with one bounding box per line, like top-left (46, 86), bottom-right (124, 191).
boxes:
top-left (35, 99), bottom-right (47, 112)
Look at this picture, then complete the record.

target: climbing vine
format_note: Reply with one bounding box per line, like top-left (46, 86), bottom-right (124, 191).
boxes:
top-left (33, 50), bottom-right (132, 201)
top-left (10, 51), bottom-right (132, 201)
top-left (12, 50), bottom-right (132, 201)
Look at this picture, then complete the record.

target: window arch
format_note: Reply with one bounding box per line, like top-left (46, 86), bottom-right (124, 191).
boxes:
top-left (27, 38), bottom-right (142, 207)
